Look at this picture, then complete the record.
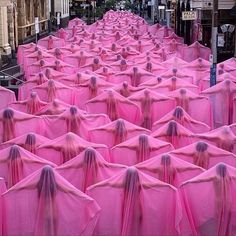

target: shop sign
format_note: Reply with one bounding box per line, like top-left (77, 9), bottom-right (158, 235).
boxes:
top-left (182, 11), bottom-right (197, 21)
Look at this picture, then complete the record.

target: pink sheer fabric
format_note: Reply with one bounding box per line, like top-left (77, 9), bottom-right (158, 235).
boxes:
top-left (40, 106), bottom-right (110, 139)
top-left (161, 57), bottom-right (189, 69)
top-left (0, 108), bottom-right (42, 143)
top-left (181, 41), bottom-right (211, 62)
top-left (0, 86), bottom-right (16, 110)
top-left (57, 72), bottom-right (93, 86)
top-left (171, 141), bottom-right (236, 169)
top-left (2, 165), bottom-right (100, 236)
top-left (38, 35), bottom-right (66, 49)
top-left (89, 118), bottom-right (150, 148)
top-left (136, 153), bottom-right (204, 187)
top-left (9, 92), bottom-right (47, 114)
top-left (64, 51), bottom-right (94, 68)
top-left (112, 82), bottom-right (143, 98)
top-left (168, 88), bottom-right (213, 127)
top-left (0, 178), bottom-right (6, 236)
top-left (157, 68), bottom-right (194, 84)
top-left (181, 58), bottom-right (211, 85)
top-left (151, 120), bottom-right (195, 149)
top-left (87, 167), bottom-right (182, 236)
top-left (86, 89), bottom-right (142, 124)
top-left (111, 134), bottom-right (174, 166)
top-left (42, 59), bottom-right (76, 74)
top-left (36, 99), bottom-right (71, 116)
top-left (56, 147), bottom-right (126, 192)
top-left (180, 163), bottom-right (236, 236)
top-left (193, 126), bottom-right (236, 154)
top-left (128, 89), bottom-right (176, 129)
top-left (32, 80), bottom-right (75, 104)
top-left (36, 132), bottom-right (110, 165)
top-left (152, 106), bottom-right (211, 133)
top-left (113, 67), bottom-right (156, 87)
top-left (201, 80), bottom-right (236, 127)
top-left (73, 77), bottom-right (113, 109)
top-left (0, 132), bottom-right (50, 155)
top-left (147, 77), bottom-right (199, 94)
top-left (199, 72), bottom-right (236, 92)
top-left (162, 32), bottom-right (184, 44)
top-left (0, 145), bottom-right (56, 188)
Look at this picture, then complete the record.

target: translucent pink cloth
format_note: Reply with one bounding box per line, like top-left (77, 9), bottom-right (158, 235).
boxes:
top-left (36, 99), bottom-right (71, 116)
top-left (217, 63), bottom-right (236, 77)
top-left (89, 118), bottom-right (150, 148)
top-left (2, 165), bottom-right (100, 236)
top-left (146, 77), bottom-right (199, 94)
top-left (162, 32), bottom-right (184, 44)
top-left (152, 106), bottom-right (211, 133)
top-left (157, 68), bottom-right (194, 84)
top-left (9, 92), bottom-right (47, 114)
top-left (112, 82), bottom-right (143, 97)
top-left (38, 35), bottom-right (66, 49)
top-left (129, 89), bottom-right (176, 129)
top-left (56, 147), bottom-right (126, 192)
top-left (171, 141), bottom-right (236, 169)
top-left (161, 57), bottom-right (189, 69)
top-left (111, 134), bottom-right (173, 165)
top-left (86, 89), bottom-right (142, 124)
top-left (222, 57), bottom-right (236, 68)
top-left (181, 58), bottom-right (211, 85)
top-left (41, 68), bottom-right (68, 80)
top-left (113, 67), bottom-right (156, 86)
top-left (0, 86), bottom-right (16, 110)
top-left (40, 106), bottom-right (110, 139)
top-left (193, 126), bottom-right (236, 154)
top-left (155, 26), bottom-right (174, 38)
top-left (64, 51), bottom-right (94, 68)
top-left (168, 88), bottom-right (213, 127)
top-left (201, 80), bottom-right (236, 127)
top-left (0, 132), bottom-right (50, 154)
top-left (181, 41), bottom-right (211, 62)
top-left (0, 145), bottom-right (56, 188)
top-left (32, 80), bottom-right (75, 104)
top-left (180, 163), bottom-right (236, 236)
top-left (199, 72), bottom-right (236, 92)
top-left (57, 72), bottom-right (93, 86)
top-left (0, 108), bottom-right (42, 143)
top-left (36, 132), bottom-right (110, 165)
top-left (151, 120), bottom-right (195, 149)
top-left (87, 167), bottom-right (182, 236)
top-left (73, 77), bottom-right (113, 109)
top-left (136, 153), bottom-right (204, 187)
top-left (0, 178), bottom-right (6, 236)
top-left (42, 59), bottom-right (76, 74)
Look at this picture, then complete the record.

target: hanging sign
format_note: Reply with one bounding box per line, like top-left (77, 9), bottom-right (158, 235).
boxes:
top-left (35, 17), bottom-right (39, 34)
top-left (182, 11), bottom-right (197, 21)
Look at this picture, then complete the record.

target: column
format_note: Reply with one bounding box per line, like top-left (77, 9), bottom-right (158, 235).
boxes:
top-left (0, 6), bottom-right (11, 55)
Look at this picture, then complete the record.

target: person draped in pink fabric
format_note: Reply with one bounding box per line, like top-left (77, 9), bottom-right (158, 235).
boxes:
top-left (90, 118), bottom-right (149, 148)
top-left (87, 167), bottom-right (182, 236)
top-left (0, 108), bottom-right (36, 142)
top-left (201, 80), bottom-right (236, 127)
top-left (10, 92), bottom-right (47, 115)
top-left (180, 163), bottom-right (236, 236)
top-left (57, 147), bottom-right (126, 192)
top-left (136, 153), bottom-right (204, 187)
top-left (113, 134), bottom-right (172, 164)
top-left (152, 120), bottom-right (195, 149)
top-left (152, 106), bottom-right (210, 134)
top-left (3, 165), bottom-right (100, 236)
top-left (171, 141), bottom-right (236, 169)
top-left (194, 126), bottom-right (236, 153)
top-left (0, 145), bottom-right (55, 188)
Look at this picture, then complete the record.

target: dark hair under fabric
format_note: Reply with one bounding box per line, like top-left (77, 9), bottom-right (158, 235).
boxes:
top-left (8, 145), bottom-right (23, 188)
top-left (166, 121), bottom-right (178, 136)
top-left (3, 108), bottom-right (14, 120)
top-left (196, 141), bottom-right (208, 152)
top-left (173, 107), bottom-right (184, 119)
top-left (3, 108), bottom-right (15, 142)
top-left (37, 166), bottom-right (57, 199)
top-left (161, 154), bottom-right (171, 166)
top-left (137, 135), bottom-right (150, 162)
top-left (114, 119), bottom-right (127, 145)
top-left (216, 164), bottom-right (228, 178)
top-left (25, 133), bottom-right (36, 153)
top-left (69, 106), bottom-right (78, 116)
